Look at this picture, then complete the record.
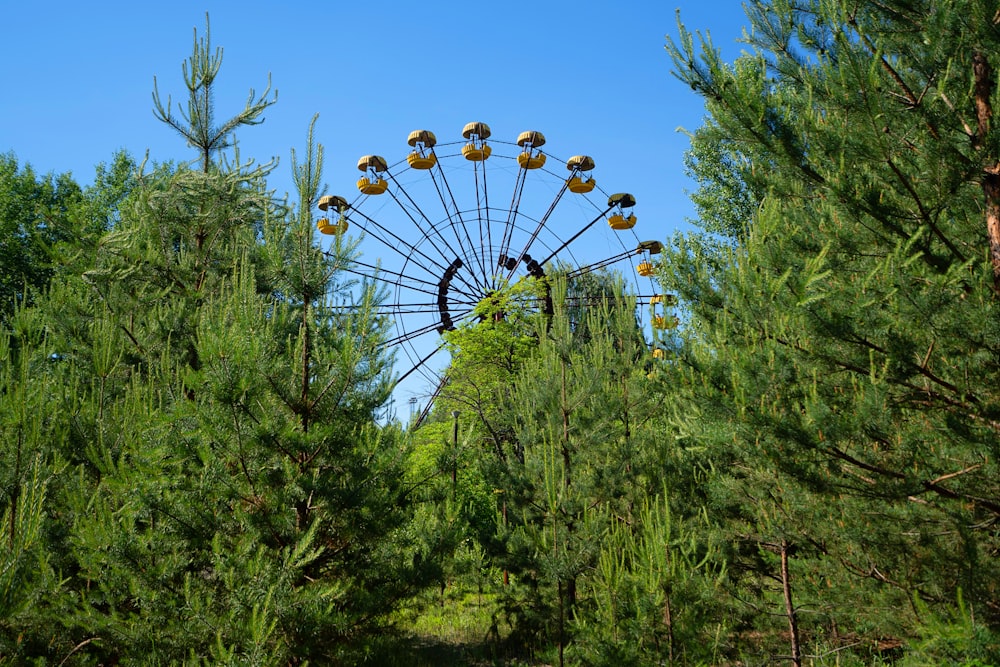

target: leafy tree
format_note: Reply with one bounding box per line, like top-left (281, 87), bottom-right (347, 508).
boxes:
top-left (438, 275), bottom-right (544, 455)
top-left (681, 109), bottom-right (763, 244)
top-left (0, 154), bottom-right (83, 321)
top-left (56, 151), bottom-right (140, 274)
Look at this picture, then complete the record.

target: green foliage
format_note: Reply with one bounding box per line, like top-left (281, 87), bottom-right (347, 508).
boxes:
top-left (403, 269), bottom-right (718, 663)
top-left (480, 284), bottom-right (654, 655)
top-left (15, 2), bottom-right (1000, 663)
top-left (438, 276), bottom-right (543, 446)
top-left (681, 111), bottom-right (762, 244)
top-left (0, 38), bottom-right (435, 664)
top-left (661, 0), bottom-right (1000, 660)
top-left (0, 451), bottom-right (62, 658)
top-left (573, 494), bottom-right (728, 666)
top-left (902, 590), bottom-right (1000, 666)
top-left (152, 13), bottom-right (277, 173)
top-left (0, 153), bottom-right (83, 321)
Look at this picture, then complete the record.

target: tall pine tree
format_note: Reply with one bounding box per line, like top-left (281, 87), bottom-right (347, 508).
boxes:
top-left (663, 0), bottom-right (1000, 660)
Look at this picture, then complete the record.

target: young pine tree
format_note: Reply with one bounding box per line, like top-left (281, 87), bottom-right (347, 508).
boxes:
top-left (487, 281), bottom-right (655, 663)
top-left (0, 25), bottom-right (437, 664)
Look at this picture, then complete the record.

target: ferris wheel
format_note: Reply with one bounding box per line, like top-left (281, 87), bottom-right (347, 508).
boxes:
top-left (317, 122), bottom-right (672, 422)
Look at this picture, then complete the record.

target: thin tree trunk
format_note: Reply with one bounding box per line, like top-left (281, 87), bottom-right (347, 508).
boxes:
top-left (664, 591), bottom-right (675, 664)
top-left (556, 360), bottom-right (569, 667)
top-left (781, 539), bottom-right (802, 667)
top-left (8, 428), bottom-right (21, 549)
top-left (502, 499), bottom-right (509, 586)
top-left (664, 540), bottom-right (675, 664)
top-left (558, 579), bottom-right (565, 667)
top-left (300, 301), bottom-right (311, 436)
top-left (972, 52), bottom-right (1000, 292)
top-left (560, 362), bottom-right (578, 616)
top-left (561, 363), bottom-right (571, 488)
top-left (983, 169), bottom-right (1000, 288)
top-left (295, 302), bottom-right (311, 529)
top-left (452, 410), bottom-right (459, 501)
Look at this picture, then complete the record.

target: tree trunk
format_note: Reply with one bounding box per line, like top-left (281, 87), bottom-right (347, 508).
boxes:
top-left (558, 578), bottom-right (565, 667)
top-left (972, 52), bottom-right (1000, 292)
top-left (983, 169), bottom-right (1000, 290)
top-left (664, 591), bottom-right (675, 664)
top-left (781, 539), bottom-right (802, 667)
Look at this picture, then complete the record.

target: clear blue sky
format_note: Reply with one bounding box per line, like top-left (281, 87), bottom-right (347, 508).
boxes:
top-left (2, 1), bottom-right (750, 417)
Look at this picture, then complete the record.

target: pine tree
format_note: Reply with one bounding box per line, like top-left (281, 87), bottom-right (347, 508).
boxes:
top-left (575, 492), bottom-right (728, 666)
top-left (152, 13), bottom-right (276, 173)
top-left (0, 27), bottom-right (435, 664)
top-left (664, 0), bottom-right (1000, 659)
top-left (481, 281), bottom-right (659, 663)
top-left (0, 311), bottom-right (70, 662)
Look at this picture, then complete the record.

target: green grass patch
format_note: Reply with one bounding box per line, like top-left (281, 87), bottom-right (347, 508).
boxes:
top-left (371, 583), bottom-right (541, 666)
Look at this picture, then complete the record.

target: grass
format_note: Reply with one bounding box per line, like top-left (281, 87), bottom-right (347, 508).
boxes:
top-left (370, 582), bottom-right (545, 666)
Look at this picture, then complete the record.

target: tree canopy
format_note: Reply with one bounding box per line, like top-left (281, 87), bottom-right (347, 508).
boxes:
top-left (660, 0), bottom-right (1000, 661)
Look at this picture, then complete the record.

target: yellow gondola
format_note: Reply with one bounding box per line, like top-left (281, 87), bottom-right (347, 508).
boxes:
top-left (649, 293), bottom-right (678, 306)
top-left (517, 130), bottom-right (545, 169)
top-left (516, 131), bottom-right (546, 168)
top-left (408, 153), bottom-right (437, 169)
top-left (356, 155), bottom-right (389, 195)
top-left (462, 145), bottom-right (491, 161)
top-left (316, 217), bottom-right (349, 235)
top-left (317, 195), bottom-right (350, 234)
top-left (566, 155), bottom-right (596, 193)
top-left (357, 176), bottom-right (388, 195)
top-left (407, 130), bottom-right (437, 169)
top-left (517, 152), bottom-right (546, 169)
top-left (609, 213), bottom-right (637, 230)
top-left (462, 121), bottom-right (491, 161)
top-left (608, 192), bottom-right (637, 229)
top-left (651, 315), bottom-right (679, 330)
top-left (637, 260), bottom-right (655, 277)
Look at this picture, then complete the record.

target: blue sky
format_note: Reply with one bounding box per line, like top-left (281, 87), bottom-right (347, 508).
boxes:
top-left (3, 1), bottom-right (750, 417)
